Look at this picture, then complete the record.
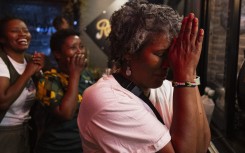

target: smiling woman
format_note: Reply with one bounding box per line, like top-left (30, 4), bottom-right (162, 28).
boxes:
top-left (0, 16), bottom-right (46, 153)
top-left (34, 28), bottom-right (95, 153)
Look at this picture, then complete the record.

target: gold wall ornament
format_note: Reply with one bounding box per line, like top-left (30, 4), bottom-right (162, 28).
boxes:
top-left (96, 18), bottom-right (111, 39)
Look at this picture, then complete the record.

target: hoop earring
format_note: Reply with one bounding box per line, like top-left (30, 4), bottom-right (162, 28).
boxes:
top-left (126, 66), bottom-right (131, 76)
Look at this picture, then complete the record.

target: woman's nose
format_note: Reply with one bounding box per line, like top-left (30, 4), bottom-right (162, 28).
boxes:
top-left (18, 30), bottom-right (28, 37)
top-left (77, 47), bottom-right (85, 54)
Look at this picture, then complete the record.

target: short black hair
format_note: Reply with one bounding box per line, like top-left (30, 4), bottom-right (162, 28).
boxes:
top-left (52, 15), bottom-right (69, 30)
top-left (50, 28), bottom-right (80, 52)
top-left (0, 16), bottom-right (26, 38)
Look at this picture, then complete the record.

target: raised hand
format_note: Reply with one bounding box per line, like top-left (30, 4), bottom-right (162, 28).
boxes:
top-left (68, 53), bottom-right (87, 75)
top-left (32, 51), bottom-right (45, 71)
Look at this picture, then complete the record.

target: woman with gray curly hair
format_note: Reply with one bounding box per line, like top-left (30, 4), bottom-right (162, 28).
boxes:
top-left (78, 0), bottom-right (211, 152)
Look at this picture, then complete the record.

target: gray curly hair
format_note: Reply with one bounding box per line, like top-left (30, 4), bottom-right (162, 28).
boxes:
top-left (109, 0), bottom-right (182, 68)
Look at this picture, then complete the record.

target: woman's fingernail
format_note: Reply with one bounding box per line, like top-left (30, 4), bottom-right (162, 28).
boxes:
top-left (200, 29), bottom-right (204, 36)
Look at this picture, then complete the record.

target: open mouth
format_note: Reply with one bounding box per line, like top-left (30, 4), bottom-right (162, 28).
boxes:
top-left (17, 38), bottom-right (28, 45)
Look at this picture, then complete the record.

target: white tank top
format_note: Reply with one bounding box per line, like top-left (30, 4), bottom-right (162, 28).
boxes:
top-left (0, 56), bottom-right (36, 126)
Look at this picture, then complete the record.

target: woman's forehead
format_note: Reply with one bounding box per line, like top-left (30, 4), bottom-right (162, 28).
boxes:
top-left (6, 19), bottom-right (26, 26)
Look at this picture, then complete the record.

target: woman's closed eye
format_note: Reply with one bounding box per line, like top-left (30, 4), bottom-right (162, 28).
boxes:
top-left (154, 51), bottom-right (168, 59)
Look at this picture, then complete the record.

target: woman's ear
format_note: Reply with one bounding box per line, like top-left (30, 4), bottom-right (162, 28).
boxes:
top-left (123, 53), bottom-right (133, 61)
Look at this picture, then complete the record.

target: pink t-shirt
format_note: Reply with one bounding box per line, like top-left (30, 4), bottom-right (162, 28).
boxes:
top-left (78, 75), bottom-right (173, 152)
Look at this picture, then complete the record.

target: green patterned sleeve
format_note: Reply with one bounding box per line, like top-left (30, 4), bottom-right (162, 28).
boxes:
top-left (36, 72), bottom-right (64, 108)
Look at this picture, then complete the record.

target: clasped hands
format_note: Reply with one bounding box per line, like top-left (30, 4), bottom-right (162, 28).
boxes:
top-left (168, 13), bottom-right (204, 82)
top-left (68, 53), bottom-right (88, 74)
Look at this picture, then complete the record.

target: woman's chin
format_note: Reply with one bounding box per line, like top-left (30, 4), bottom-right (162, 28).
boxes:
top-left (17, 47), bottom-right (28, 52)
top-left (151, 80), bottom-right (164, 89)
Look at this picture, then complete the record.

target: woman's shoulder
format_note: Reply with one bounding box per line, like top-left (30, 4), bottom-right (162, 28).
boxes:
top-left (41, 69), bottom-right (68, 83)
top-left (83, 74), bottom-right (121, 98)
top-left (0, 57), bottom-right (11, 78)
top-left (82, 74), bottom-right (134, 108)
top-left (0, 57), bottom-right (8, 69)
top-left (79, 75), bottom-right (122, 120)
top-left (36, 69), bottom-right (67, 107)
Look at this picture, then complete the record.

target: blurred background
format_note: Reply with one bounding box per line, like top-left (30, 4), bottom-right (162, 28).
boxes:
top-left (0, 0), bottom-right (245, 152)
